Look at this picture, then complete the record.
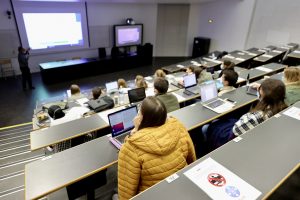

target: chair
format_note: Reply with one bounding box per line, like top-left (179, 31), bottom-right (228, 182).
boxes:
top-left (0, 59), bottom-right (15, 79)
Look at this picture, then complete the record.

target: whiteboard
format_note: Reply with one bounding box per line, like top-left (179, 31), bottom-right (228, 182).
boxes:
top-left (0, 30), bottom-right (20, 59)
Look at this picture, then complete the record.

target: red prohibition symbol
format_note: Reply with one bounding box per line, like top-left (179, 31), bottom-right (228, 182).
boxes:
top-left (207, 173), bottom-right (226, 187)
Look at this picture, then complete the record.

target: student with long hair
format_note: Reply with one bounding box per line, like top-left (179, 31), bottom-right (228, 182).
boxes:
top-left (135, 75), bottom-right (148, 89)
top-left (194, 66), bottom-right (213, 84)
top-left (283, 67), bottom-right (300, 106)
top-left (154, 69), bottom-right (166, 79)
top-left (219, 59), bottom-right (235, 78)
top-left (233, 79), bottom-right (287, 135)
top-left (118, 97), bottom-right (196, 199)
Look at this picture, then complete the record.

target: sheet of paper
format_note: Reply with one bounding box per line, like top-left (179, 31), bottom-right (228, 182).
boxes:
top-left (177, 64), bottom-right (185, 68)
top-left (67, 89), bottom-right (71, 97)
top-left (51, 107), bottom-right (90, 126)
top-left (256, 66), bottom-right (272, 73)
top-left (76, 98), bottom-right (89, 106)
top-left (293, 50), bottom-right (300, 54)
top-left (184, 157), bottom-right (261, 200)
top-left (172, 92), bottom-right (186, 102)
top-left (236, 58), bottom-right (245, 61)
top-left (237, 77), bottom-right (245, 83)
top-left (272, 50), bottom-right (283, 53)
top-left (145, 76), bottom-right (153, 81)
top-left (97, 106), bottom-right (126, 124)
top-left (283, 107), bottom-right (300, 121)
top-left (261, 54), bottom-right (272, 58)
top-left (166, 74), bottom-right (175, 79)
top-left (224, 55), bottom-right (234, 59)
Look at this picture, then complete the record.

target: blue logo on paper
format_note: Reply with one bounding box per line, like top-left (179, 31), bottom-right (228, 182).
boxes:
top-left (225, 186), bottom-right (240, 198)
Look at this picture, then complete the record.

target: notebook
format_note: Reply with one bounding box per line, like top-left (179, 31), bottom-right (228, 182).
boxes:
top-left (128, 87), bottom-right (146, 105)
top-left (108, 106), bottom-right (138, 149)
top-left (200, 82), bottom-right (234, 114)
top-left (183, 73), bottom-right (199, 95)
top-left (105, 81), bottom-right (118, 94)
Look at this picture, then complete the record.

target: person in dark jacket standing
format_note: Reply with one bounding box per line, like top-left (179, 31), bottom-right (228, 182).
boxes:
top-left (18, 46), bottom-right (34, 90)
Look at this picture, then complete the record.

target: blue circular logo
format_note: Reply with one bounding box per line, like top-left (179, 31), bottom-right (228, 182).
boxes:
top-left (225, 186), bottom-right (240, 198)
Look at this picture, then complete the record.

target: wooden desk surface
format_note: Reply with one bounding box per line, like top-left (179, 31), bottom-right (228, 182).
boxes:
top-left (133, 102), bottom-right (300, 200)
top-left (30, 114), bottom-right (108, 151)
top-left (25, 136), bottom-right (118, 200)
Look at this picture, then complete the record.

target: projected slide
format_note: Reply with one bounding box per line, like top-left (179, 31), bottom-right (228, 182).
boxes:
top-left (23, 13), bottom-right (84, 50)
top-left (117, 28), bottom-right (140, 45)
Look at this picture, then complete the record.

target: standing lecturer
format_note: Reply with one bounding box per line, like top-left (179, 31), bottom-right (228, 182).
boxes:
top-left (18, 46), bottom-right (34, 90)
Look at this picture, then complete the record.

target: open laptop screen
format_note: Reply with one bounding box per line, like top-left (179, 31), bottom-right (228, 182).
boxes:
top-left (183, 73), bottom-right (197, 88)
top-left (200, 82), bottom-right (218, 103)
top-left (108, 106), bottom-right (138, 137)
top-left (106, 81), bottom-right (118, 92)
top-left (128, 87), bottom-right (146, 104)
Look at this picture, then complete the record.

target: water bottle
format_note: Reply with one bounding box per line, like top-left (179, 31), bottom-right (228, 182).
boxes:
top-left (119, 90), bottom-right (124, 105)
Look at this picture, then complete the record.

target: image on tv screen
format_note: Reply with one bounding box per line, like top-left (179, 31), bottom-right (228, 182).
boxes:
top-left (115, 25), bottom-right (143, 47)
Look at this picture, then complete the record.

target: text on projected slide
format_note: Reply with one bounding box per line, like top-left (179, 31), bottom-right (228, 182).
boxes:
top-left (23, 13), bottom-right (84, 50)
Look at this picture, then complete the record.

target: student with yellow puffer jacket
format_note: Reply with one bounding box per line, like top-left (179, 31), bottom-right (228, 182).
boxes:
top-left (118, 96), bottom-right (196, 200)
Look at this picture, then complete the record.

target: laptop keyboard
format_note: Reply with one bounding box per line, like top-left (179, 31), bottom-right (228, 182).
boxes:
top-left (115, 133), bottom-right (128, 143)
top-left (183, 90), bottom-right (194, 96)
top-left (207, 99), bottom-right (225, 109)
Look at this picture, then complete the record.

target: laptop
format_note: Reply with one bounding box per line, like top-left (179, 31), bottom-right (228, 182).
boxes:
top-left (200, 82), bottom-right (234, 114)
top-left (128, 87), bottom-right (146, 105)
top-left (105, 81), bottom-right (118, 94)
top-left (183, 73), bottom-right (199, 95)
top-left (108, 106), bottom-right (138, 149)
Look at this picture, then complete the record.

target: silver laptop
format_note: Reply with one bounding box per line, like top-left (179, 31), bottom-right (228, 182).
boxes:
top-left (105, 81), bottom-right (118, 94)
top-left (200, 82), bottom-right (234, 114)
top-left (108, 106), bottom-right (138, 149)
top-left (183, 73), bottom-right (199, 95)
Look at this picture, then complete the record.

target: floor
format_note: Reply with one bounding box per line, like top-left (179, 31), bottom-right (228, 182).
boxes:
top-left (0, 57), bottom-right (188, 128)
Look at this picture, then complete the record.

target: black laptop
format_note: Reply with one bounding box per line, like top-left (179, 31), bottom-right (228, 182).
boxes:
top-left (128, 87), bottom-right (146, 104)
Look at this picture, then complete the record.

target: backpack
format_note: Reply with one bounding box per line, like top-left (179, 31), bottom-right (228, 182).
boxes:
top-left (48, 105), bottom-right (65, 119)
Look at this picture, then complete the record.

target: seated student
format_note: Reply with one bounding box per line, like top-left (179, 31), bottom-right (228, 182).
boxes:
top-left (219, 60), bottom-right (235, 78)
top-left (186, 66), bottom-right (195, 74)
top-left (135, 75), bottom-right (148, 89)
top-left (118, 97), bottom-right (196, 200)
top-left (205, 79), bottom-right (287, 151)
top-left (218, 69), bottom-right (239, 96)
top-left (69, 84), bottom-right (85, 100)
top-left (154, 77), bottom-right (180, 112)
top-left (283, 67), bottom-right (300, 106)
top-left (154, 69), bottom-right (166, 79)
top-left (117, 78), bottom-right (128, 89)
top-left (89, 87), bottom-right (114, 112)
top-left (233, 79), bottom-right (287, 136)
top-left (194, 67), bottom-right (213, 84)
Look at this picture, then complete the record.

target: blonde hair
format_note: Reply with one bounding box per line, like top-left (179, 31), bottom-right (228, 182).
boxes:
top-left (284, 67), bottom-right (300, 83)
top-left (70, 84), bottom-right (80, 95)
top-left (154, 69), bottom-right (166, 78)
top-left (135, 75), bottom-right (148, 89)
top-left (117, 78), bottom-right (127, 88)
